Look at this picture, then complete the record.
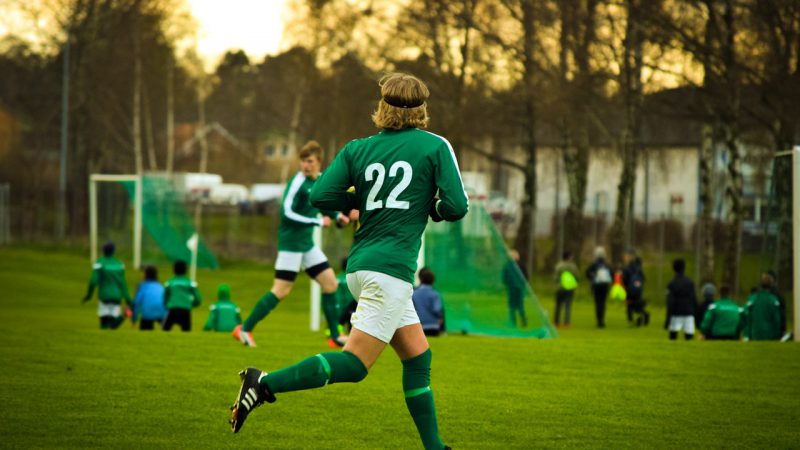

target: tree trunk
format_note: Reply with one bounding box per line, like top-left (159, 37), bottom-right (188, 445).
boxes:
top-left (721, 125), bottom-right (742, 293)
top-left (513, 0), bottom-right (539, 273)
top-left (698, 123), bottom-right (715, 283)
top-left (610, 0), bottom-right (642, 266)
top-left (166, 55), bottom-right (175, 174)
top-left (132, 23), bottom-right (143, 175)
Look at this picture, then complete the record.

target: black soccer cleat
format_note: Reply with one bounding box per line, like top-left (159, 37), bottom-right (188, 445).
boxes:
top-left (229, 367), bottom-right (276, 433)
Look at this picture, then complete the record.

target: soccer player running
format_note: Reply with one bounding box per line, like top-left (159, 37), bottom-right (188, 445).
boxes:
top-left (233, 140), bottom-right (351, 347)
top-left (229, 73), bottom-right (468, 450)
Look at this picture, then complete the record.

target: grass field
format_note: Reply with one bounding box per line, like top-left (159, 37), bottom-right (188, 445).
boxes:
top-left (1, 245), bottom-right (799, 449)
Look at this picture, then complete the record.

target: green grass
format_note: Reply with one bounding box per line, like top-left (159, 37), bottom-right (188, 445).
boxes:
top-left (1, 246), bottom-right (799, 449)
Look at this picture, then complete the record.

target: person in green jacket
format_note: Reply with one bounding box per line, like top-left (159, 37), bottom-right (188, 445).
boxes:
top-left (742, 274), bottom-right (782, 341)
top-left (204, 284), bottom-right (242, 332)
top-left (163, 260), bottom-right (201, 332)
top-left (700, 285), bottom-right (742, 340)
top-left (82, 241), bottom-right (132, 329)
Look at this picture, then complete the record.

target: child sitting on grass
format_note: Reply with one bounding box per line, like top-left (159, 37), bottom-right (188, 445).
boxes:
top-left (163, 260), bottom-right (201, 332)
top-left (132, 265), bottom-right (166, 330)
top-left (204, 284), bottom-right (242, 332)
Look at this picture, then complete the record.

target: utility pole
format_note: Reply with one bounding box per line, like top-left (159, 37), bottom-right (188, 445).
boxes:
top-left (57, 32), bottom-right (70, 239)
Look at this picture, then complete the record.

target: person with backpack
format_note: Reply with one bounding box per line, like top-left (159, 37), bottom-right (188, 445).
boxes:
top-left (554, 251), bottom-right (579, 328)
top-left (585, 246), bottom-right (612, 328)
top-left (622, 250), bottom-right (646, 325)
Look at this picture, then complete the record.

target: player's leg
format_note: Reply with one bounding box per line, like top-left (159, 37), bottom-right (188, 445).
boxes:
top-left (163, 309), bottom-right (175, 331)
top-left (236, 251), bottom-right (299, 346)
top-left (683, 316), bottom-right (695, 340)
top-left (392, 322), bottom-right (447, 450)
top-left (304, 247), bottom-right (344, 345)
top-left (180, 309), bottom-right (191, 332)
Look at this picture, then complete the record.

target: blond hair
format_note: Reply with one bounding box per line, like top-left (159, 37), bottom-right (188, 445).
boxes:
top-left (371, 73), bottom-right (430, 129)
top-left (298, 140), bottom-right (323, 160)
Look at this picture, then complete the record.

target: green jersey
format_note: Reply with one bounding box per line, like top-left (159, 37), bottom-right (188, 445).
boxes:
top-left (311, 128), bottom-right (469, 283)
top-left (742, 289), bottom-right (782, 340)
top-left (203, 299), bottom-right (242, 332)
top-left (164, 276), bottom-right (201, 310)
top-left (86, 256), bottom-right (132, 304)
top-left (700, 298), bottom-right (742, 339)
top-left (278, 172), bottom-right (337, 252)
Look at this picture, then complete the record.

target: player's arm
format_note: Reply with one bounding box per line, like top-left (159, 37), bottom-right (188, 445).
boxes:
top-left (700, 307), bottom-right (714, 336)
top-left (83, 263), bottom-right (101, 302)
top-left (432, 141), bottom-right (469, 222)
top-left (284, 174), bottom-right (324, 226)
top-left (120, 271), bottom-right (133, 307)
top-left (163, 282), bottom-right (171, 306)
top-left (310, 145), bottom-right (357, 212)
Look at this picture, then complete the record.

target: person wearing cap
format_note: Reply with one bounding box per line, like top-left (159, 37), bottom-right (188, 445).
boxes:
top-left (700, 285), bottom-right (742, 340)
top-left (695, 282), bottom-right (717, 330)
top-left (82, 241), bottom-right (133, 329)
top-left (203, 284), bottom-right (242, 332)
top-left (228, 72), bottom-right (465, 450)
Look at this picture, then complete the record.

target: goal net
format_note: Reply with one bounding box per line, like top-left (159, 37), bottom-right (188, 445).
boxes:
top-left (90, 174), bottom-right (218, 270)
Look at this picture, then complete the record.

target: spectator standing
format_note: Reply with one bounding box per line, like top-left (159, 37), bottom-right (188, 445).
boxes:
top-left (622, 250), bottom-right (645, 325)
top-left (554, 251), bottom-right (579, 328)
top-left (742, 274), bottom-right (783, 341)
top-left (132, 265), bottom-right (166, 330)
top-left (665, 258), bottom-right (696, 340)
top-left (585, 246), bottom-right (612, 328)
top-left (700, 285), bottom-right (742, 340)
top-left (412, 268), bottom-right (445, 336)
top-left (502, 249), bottom-right (528, 328)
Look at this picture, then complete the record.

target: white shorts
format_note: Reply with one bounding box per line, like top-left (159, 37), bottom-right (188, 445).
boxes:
top-left (346, 270), bottom-right (420, 343)
top-left (275, 246), bottom-right (328, 273)
top-left (98, 302), bottom-right (122, 318)
top-left (669, 315), bottom-right (696, 334)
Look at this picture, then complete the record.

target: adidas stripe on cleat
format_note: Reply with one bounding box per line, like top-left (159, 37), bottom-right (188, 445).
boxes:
top-left (229, 367), bottom-right (275, 433)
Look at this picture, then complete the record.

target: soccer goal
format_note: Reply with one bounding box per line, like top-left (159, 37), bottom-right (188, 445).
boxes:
top-left (89, 173), bottom-right (219, 277)
top-left (89, 174), bottom-right (143, 269)
top-left (794, 146), bottom-right (799, 342)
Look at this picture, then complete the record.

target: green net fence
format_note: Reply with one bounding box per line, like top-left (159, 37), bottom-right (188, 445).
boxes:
top-left (119, 175), bottom-right (218, 269)
top-left (424, 204), bottom-right (556, 338)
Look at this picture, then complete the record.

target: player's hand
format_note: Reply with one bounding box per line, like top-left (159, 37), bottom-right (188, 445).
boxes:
top-left (321, 216), bottom-right (332, 227)
top-left (348, 209), bottom-right (360, 221)
top-left (429, 198), bottom-right (444, 222)
top-left (336, 213), bottom-right (350, 227)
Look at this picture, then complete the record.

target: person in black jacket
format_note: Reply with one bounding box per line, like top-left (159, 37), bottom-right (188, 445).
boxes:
top-left (585, 246), bottom-right (612, 328)
top-left (665, 258), bottom-right (696, 340)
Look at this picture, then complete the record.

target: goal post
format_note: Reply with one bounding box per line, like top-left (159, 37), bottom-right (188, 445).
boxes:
top-left (89, 174), bottom-right (142, 269)
top-left (793, 146), bottom-right (799, 342)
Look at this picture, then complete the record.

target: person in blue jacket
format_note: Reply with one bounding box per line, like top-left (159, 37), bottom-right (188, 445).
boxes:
top-left (132, 265), bottom-right (166, 330)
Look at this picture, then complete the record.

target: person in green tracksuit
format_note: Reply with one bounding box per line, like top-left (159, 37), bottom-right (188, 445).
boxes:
top-left (700, 285), bottom-right (742, 340)
top-left (204, 284), bottom-right (242, 332)
top-left (742, 274), bottom-right (782, 341)
top-left (82, 241), bottom-right (132, 329)
top-left (233, 140), bottom-right (352, 348)
top-left (163, 260), bottom-right (201, 332)
top-left (229, 73), bottom-right (468, 450)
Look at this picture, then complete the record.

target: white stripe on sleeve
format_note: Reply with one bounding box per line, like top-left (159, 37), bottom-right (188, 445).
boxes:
top-left (283, 172), bottom-right (323, 225)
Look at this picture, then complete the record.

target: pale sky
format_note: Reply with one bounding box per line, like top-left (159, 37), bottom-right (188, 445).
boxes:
top-left (186, 0), bottom-right (287, 68)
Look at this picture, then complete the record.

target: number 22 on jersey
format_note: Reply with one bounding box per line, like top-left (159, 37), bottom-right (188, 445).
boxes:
top-left (365, 161), bottom-right (412, 210)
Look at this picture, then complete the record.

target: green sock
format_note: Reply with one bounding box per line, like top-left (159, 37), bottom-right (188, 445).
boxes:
top-left (243, 292), bottom-right (279, 332)
top-left (321, 293), bottom-right (340, 340)
top-left (261, 351), bottom-right (367, 394)
top-left (403, 349), bottom-right (444, 450)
